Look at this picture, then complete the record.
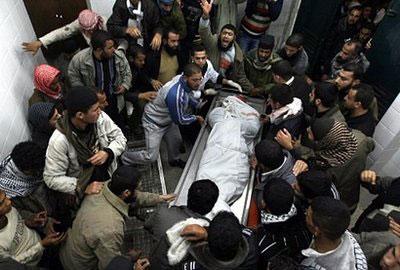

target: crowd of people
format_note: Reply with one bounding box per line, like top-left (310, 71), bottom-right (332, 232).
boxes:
top-left (0, 0), bottom-right (398, 269)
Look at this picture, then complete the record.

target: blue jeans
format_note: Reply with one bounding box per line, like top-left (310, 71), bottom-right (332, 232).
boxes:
top-left (238, 30), bottom-right (260, 53)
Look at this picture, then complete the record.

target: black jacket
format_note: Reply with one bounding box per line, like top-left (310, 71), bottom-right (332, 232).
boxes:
top-left (107, 0), bottom-right (161, 48)
top-left (257, 209), bottom-right (312, 269)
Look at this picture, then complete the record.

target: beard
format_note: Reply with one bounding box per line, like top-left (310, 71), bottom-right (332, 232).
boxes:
top-left (218, 38), bottom-right (234, 52)
top-left (164, 44), bottom-right (178, 56)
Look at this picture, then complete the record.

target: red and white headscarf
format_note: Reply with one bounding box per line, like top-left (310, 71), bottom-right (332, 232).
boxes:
top-left (78, 9), bottom-right (103, 32)
top-left (33, 64), bottom-right (61, 99)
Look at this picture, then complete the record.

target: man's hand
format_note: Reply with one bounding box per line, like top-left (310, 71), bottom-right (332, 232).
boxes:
top-left (389, 217), bottom-right (400, 238)
top-left (84, 181), bottom-right (104, 195)
top-left (126, 27), bottom-right (142, 38)
top-left (138, 91), bottom-right (157, 102)
top-left (225, 80), bottom-right (243, 93)
top-left (151, 79), bottom-right (163, 91)
top-left (22, 40), bottom-right (42, 55)
top-left (250, 155), bottom-right (257, 169)
top-left (150, 33), bottom-right (162, 51)
top-left (40, 232), bottom-right (67, 247)
top-left (293, 160), bottom-right (309, 176)
top-left (275, 128), bottom-right (294, 150)
top-left (159, 194), bottom-right (176, 202)
top-left (360, 170), bottom-right (377, 185)
top-left (88, 150), bottom-right (109, 166)
top-left (45, 218), bottom-right (61, 235)
top-left (181, 224), bottom-right (208, 241)
top-left (196, 115), bottom-right (205, 124)
top-left (115, 85), bottom-right (127, 94)
top-left (200, 0), bottom-right (213, 19)
top-left (25, 211), bottom-right (47, 228)
top-left (135, 258), bottom-right (150, 270)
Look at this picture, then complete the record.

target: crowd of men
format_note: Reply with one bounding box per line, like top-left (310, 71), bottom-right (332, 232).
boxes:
top-left (0, 0), bottom-right (398, 269)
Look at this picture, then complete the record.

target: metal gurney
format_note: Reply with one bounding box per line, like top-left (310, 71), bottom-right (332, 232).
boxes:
top-left (172, 90), bottom-right (266, 225)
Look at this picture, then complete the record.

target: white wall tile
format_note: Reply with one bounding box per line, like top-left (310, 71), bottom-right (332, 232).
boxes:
top-left (0, 0), bottom-right (45, 159)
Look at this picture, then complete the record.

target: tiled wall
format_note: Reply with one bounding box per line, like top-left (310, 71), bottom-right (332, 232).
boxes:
top-left (87, 0), bottom-right (114, 18)
top-left (0, 0), bottom-right (46, 158)
top-left (369, 94), bottom-right (400, 176)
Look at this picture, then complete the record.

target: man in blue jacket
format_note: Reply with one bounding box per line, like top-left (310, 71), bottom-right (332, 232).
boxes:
top-left (121, 63), bottom-right (204, 168)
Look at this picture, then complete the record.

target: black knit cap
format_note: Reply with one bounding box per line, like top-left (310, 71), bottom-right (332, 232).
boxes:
top-left (259, 34), bottom-right (275, 50)
top-left (65, 86), bottom-right (98, 116)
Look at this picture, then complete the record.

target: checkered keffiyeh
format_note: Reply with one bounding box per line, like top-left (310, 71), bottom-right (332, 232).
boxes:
top-left (78, 9), bottom-right (103, 31)
top-left (34, 64), bottom-right (61, 99)
top-left (260, 204), bottom-right (297, 225)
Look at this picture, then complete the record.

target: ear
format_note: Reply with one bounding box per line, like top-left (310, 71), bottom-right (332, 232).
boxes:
top-left (353, 79), bottom-right (361, 86)
top-left (354, 101), bottom-right (362, 109)
top-left (121, 189), bottom-right (131, 199)
top-left (315, 98), bottom-right (322, 106)
top-left (76, 112), bottom-right (85, 120)
top-left (260, 200), bottom-right (267, 210)
top-left (313, 226), bottom-right (322, 237)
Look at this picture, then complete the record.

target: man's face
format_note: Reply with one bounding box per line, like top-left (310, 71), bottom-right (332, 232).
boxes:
top-left (381, 245), bottom-right (400, 270)
top-left (49, 108), bottom-right (61, 128)
top-left (166, 32), bottom-right (180, 50)
top-left (257, 48), bottom-right (272, 62)
top-left (102, 40), bottom-right (116, 59)
top-left (192, 51), bottom-right (207, 68)
top-left (134, 53), bottom-right (146, 69)
top-left (335, 70), bottom-right (355, 91)
top-left (97, 92), bottom-right (109, 110)
top-left (160, 2), bottom-right (173, 13)
top-left (82, 102), bottom-right (101, 124)
top-left (344, 89), bottom-right (360, 110)
top-left (219, 28), bottom-right (235, 48)
top-left (185, 72), bottom-right (203, 90)
top-left (338, 43), bottom-right (356, 61)
top-left (363, 6), bottom-right (372, 19)
top-left (284, 44), bottom-right (300, 57)
top-left (309, 88), bottom-right (316, 104)
top-left (50, 75), bottom-right (60, 91)
top-left (358, 28), bottom-right (372, 43)
top-left (0, 191), bottom-right (12, 216)
top-left (305, 206), bottom-right (317, 235)
top-left (347, 9), bottom-right (362, 25)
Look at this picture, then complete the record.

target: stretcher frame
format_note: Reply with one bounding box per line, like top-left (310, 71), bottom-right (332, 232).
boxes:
top-left (171, 90), bottom-right (266, 225)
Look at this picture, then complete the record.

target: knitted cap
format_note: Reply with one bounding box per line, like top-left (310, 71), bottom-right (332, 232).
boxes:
top-left (65, 86), bottom-right (98, 116)
top-left (259, 34), bottom-right (275, 50)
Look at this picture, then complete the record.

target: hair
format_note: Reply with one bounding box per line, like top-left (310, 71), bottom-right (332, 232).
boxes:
top-left (183, 63), bottom-right (202, 77)
top-left (270, 84), bottom-right (294, 106)
top-left (11, 141), bottom-right (46, 173)
top-left (221, 24), bottom-right (237, 35)
top-left (351, 83), bottom-right (375, 109)
top-left (163, 27), bottom-right (179, 40)
top-left (208, 211), bottom-right (242, 261)
top-left (191, 44), bottom-right (206, 56)
top-left (342, 62), bottom-right (364, 81)
top-left (128, 45), bottom-right (146, 59)
top-left (267, 255), bottom-right (302, 270)
top-left (360, 22), bottom-right (375, 32)
top-left (297, 170), bottom-right (334, 200)
top-left (91, 30), bottom-right (114, 50)
top-left (187, 180), bottom-right (219, 215)
top-left (65, 86), bottom-right (99, 116)
top-left (272, 60), bottom-right (294, 81)
top-left (348, 4), bottom-right (363, 14)
top-left (109, 166), bottom-right (140, 195)
top-left (344, 39), bottom-right (363, 56)
top-left (262, 178), bottom-right (294, 215)
top-left (255, 140), bottom-right (285, 170)
top-left (311, 196), bottom-right (350, 241)
top-left (286, 33), bottom-right (304, 48)
top-left (314, 82), bottom-right (339, 108)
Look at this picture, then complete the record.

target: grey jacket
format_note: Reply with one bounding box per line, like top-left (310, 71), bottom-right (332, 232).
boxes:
top-left (68, 48), bottom-right (132, 111)
top-left (44, 112), bottom-right (127, 194)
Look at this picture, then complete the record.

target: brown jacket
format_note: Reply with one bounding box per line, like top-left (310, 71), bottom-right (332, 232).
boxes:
top-left (59, 182), bottom-right (161, 270)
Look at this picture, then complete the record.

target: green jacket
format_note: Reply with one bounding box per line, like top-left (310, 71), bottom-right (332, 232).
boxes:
top-left (244, 49), bottom-right (281, 96)
top-left (198, 18), bottom-right (253, 92)
top-left (159, 1), bottom-right (187, 39)
top-left (59, 182), bottom-right (161, 270)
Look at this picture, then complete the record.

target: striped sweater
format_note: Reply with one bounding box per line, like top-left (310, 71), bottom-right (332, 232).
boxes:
top-left (241, 0), bottom-right (284, 37)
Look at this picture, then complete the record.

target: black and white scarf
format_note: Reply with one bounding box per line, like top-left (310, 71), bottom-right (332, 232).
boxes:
top-left (0, 155), bottom-right (42, 198)
top-left (261, 204), bottom-right (297, 225)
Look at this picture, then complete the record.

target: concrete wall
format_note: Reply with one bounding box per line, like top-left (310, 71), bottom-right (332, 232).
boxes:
top-left (0, 0), bottom-right (46, 158)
